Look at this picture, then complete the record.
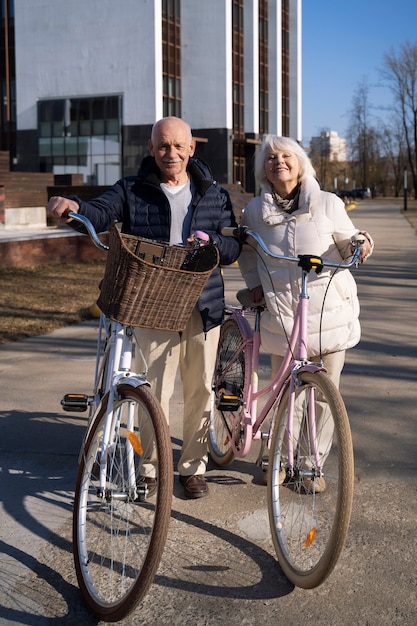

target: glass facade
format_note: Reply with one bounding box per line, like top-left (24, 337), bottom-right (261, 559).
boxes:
top-left (259, 0), bottom-right (269, 135)
top-left (232, 0), bottom-right (245, 184)
top-left (232, 0), bottom-right (244, 140)
top-left (282, 0), bottom-right (290, 137)
top-left (162, 0), bottom-right (181, 117)
top-left (38, 95), bottom-right (122, 184)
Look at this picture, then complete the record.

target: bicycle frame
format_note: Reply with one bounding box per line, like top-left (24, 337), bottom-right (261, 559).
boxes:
top-left (216, 228), bottom-right (363, 470)
top-left (220, 280), bottom-right (322, 460)
top-left (67, 211), bottom-right (174, 618)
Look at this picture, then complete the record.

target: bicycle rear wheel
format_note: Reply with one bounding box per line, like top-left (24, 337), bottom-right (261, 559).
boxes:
top-left (208, 318), bottom-right (247, 466)
top-left (73, 383), bottom-right (173, 622)
top-left (267, 370), bottom-right (354, 588)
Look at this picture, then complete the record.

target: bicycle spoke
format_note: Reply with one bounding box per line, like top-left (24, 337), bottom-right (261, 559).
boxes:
top-left (268, 371), bottom-right (354, 588)
top-left (209, 318), bottom-right (246, 465)
top-left (73, 385), bottom-right (172, 621)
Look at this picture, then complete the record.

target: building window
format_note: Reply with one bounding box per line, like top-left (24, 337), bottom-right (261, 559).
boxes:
top-left (162, 0), bottom-right (181, 117)
top-left (259, 0), bottom-right (268, 135)
top-left (232, 0), bottom-right (244, 139)
top-left (38, 95), bottom-right (122, 185)
top-left (281, 0), bottom-right (290, 137)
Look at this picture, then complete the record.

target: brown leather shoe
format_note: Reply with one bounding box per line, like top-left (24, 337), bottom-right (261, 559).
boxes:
top-left (179, 474), bottom-right (208, 499)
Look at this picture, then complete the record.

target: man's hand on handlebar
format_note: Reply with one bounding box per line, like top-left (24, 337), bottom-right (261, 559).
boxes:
top-left (186, 230), bottom-right (211, 248)
top-left (47, 196), bottom-right (79, 221)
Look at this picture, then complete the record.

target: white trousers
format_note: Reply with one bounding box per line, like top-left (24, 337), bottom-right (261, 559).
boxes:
top-left (135, 307), bottom-right (220, 476)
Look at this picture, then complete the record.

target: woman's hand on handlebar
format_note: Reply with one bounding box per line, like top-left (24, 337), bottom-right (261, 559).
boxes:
top-left (47, 196), bottom-right (79, 221)
top-left (350, 231), bottom-right (374, 262)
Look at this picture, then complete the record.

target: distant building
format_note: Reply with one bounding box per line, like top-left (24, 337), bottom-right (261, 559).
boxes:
top-left (0, 0), bottom-right (302, 192)
top-left (310, 131), bottom-right (347, 162)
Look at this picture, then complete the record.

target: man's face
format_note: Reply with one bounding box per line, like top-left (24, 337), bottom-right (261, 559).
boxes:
top-left (149, 119), bottom-right (195, 184)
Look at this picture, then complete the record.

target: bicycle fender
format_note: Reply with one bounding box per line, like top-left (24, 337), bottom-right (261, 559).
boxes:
top-left (117, 375), bottom-right (150, 390)
top-left (297, 362), bottom-right (326, 374)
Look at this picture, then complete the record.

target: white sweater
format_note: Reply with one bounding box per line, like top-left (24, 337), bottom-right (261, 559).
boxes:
top-left (238, 176), bottom-right (363, 357)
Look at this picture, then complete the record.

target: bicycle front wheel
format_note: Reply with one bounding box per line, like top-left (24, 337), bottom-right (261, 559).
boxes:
top-left (267, 370), bottom-right (354, 588)
top-left (73, 383), bottom-right (173, 622)
top-left (208, 318), bottom-right (246, 466)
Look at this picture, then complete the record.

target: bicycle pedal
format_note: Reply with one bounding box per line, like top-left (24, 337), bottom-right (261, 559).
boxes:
top-left (61, 393), bottom-right (92, 412)
top-left (216, 393), bottom-right (242, 411)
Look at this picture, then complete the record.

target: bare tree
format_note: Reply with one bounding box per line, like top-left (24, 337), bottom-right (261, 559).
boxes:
top-left (378, 117), bottom-right (408, 196)
top-left (346, 78), bottom-right (376, 188)
top-left (380, 40), bottom-right (417, 198)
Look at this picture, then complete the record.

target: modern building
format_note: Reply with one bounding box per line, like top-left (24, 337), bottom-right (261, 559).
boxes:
top-left (310, 130), bottom-right (347, 163)
top-left (1, 0), bottom-right (302, 192)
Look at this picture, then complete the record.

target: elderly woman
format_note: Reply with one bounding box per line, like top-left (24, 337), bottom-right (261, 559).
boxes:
top-left (238, 136), bottom-right (373, 490)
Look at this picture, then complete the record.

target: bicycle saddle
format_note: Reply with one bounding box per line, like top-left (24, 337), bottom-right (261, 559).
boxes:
top-left (236, 288), bottom-right (266, 309)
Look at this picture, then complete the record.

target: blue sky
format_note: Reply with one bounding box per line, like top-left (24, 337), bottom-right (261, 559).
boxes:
top-left (302, 0), bottom-right (417, 145)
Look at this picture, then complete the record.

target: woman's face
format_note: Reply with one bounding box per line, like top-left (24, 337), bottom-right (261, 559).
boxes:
top-left (264, 148), bottom-right (301, 197)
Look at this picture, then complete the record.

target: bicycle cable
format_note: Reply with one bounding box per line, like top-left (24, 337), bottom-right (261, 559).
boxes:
top-left (318, 249), bottom-right (357, 360)
top-left (244, 237), bottom-right (296, 361)
top-left (244, 238), bottom-right (357, 365)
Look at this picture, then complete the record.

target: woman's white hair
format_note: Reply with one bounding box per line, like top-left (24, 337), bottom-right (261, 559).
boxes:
top-left (254, 135), bottom-right (316, 188)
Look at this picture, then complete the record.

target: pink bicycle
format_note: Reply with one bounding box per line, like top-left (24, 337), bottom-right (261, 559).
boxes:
top-left (209, 227), bottom-right (364, 588)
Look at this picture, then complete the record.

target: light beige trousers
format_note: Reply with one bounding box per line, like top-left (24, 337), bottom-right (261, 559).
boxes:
top-left (270, 350), bottom-right (345, 387)
top-left (135, 307), bottom-right (220, 476)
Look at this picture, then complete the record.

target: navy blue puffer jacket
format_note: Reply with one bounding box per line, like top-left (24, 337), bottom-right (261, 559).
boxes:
top-left (71, 156), bottom-right (241, 332)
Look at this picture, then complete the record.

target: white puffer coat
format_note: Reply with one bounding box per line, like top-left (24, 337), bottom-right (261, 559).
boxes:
top-left (238, 176), bottom-right (362, 357)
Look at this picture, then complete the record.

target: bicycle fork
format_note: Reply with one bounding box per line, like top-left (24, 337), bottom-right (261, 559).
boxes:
top-left (96, 392), bottom-right (138, 501)
top-left (286, 372), bottom-right (323, 479)
top-left (95, 324), bottom-right (140, 501)
top-left (259, 369), bottom-right (323, 481)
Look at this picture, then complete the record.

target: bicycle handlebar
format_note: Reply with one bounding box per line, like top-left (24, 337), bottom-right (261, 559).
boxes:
top-left (222, 226), bottom-right (363, 269)
top-left (67, 211), bottom-right (110, 251)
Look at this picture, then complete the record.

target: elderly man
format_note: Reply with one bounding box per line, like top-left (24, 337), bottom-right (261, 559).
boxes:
top-left (47, 116), bottom-right (240, 498)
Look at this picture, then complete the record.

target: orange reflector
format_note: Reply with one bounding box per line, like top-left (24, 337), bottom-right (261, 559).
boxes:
top-left (304, 527), bottom-right (317, 548)
top-left (126, 430), bottom-right (144, 455)
top-left (223, 437), bottom-right (230, 446)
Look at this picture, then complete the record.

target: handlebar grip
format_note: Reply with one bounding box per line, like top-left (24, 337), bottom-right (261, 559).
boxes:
top-left (193, 230), bottom-right (210, 242)
top-left (66, 211), bottom-right (109, 251)
top-left (221, 225), bottom-right (248, 242)
top-left (221, 226), bottom-right (239, 236)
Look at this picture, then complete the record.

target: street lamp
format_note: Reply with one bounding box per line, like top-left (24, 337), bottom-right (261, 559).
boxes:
top-left (404, 166), bottom-right (407, 212)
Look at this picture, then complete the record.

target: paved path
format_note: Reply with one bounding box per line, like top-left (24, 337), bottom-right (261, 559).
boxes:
top-left (0, 199), bottom-right (416, 625)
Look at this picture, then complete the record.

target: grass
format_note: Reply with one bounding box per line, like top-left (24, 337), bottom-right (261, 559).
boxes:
top-left (0, 259), bottom-right (106, 344)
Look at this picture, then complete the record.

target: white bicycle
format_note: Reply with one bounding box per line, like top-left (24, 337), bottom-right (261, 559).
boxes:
top-left (61, 213), bottom-right (173, 622)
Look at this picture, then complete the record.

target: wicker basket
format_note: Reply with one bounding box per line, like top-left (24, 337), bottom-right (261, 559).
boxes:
top-left (97, 224), bottom-right (220, 331)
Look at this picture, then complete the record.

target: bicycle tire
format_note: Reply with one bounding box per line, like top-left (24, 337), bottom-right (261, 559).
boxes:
top-left (208, 318), bottom-right (246, 466)
top-left (267, 370), bottom-right (354, 588)
top-left (73, 383), bottom-right (173, 622)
